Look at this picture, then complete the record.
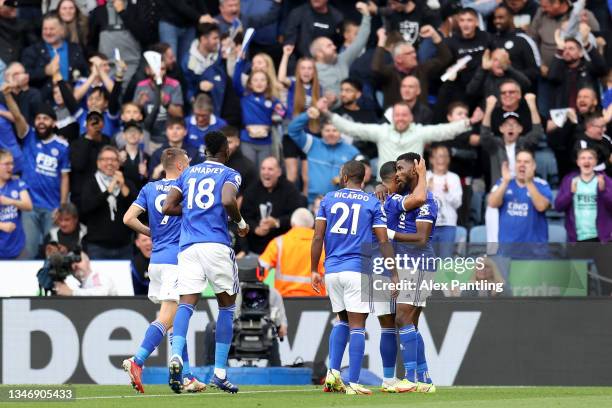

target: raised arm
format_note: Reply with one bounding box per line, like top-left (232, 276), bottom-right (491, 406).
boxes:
top-left (393, 221), bottom-right (433, 246)
top-left (488, 164), bottom-right (511, 208)
top-left (402, 159), bottom-right (427, 210)
top-left (420, 119), bottom-right (471, 144)
top-left (1, 84), bottom-right (28, 138)
top-left (278, 45), bottom-right (293, 87)
top-left (338, 2), bottom-right (372, 66)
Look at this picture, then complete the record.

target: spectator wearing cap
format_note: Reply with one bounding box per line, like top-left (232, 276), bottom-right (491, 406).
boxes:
top-left (491, 5), bottom-right (540, 87)
top-left (0, 149), bottom-right (32, 260)
top-left (21, 12), bottom-right (88, 102)
top-left (548, 34), bottom-right (607, 111)
top-left (181, 23), bottom-right (226, 116)
top-left (310, 2), bottom-right (372, 104)
top-left (118, 120), bottom-right (149, 189)
top-left (135, 55), bottom-right (184, 146)
top-left (42, 202), bottom-right (86, 254)
top-left (383, 75), bottom-right (433, 125)
top-left (490, 79), bottom-right (533, 133)
top-left (481, 93), bottom-right (542, 184)
top-left (184, 93), bottom-right (227, 161)
top-left (332, 78), bottom-right (378, 160)
top-left (466, 48), bottom-right (532, 102)
top-left (288, 108), bottom-right (359, 202)
top-left (241, 156), bottom-right (304, 254)
top-left (81, 145), bottom-right (136, 259)
top-left (2, 84), bottom-right (70, 259)
top-left (572, 112), bottom-right (612, 177)
top-left (555, 147), bottom-right (612, 243)
top-left (1, 62), bottom-right (42, 124)
top-left (372, 25), bottom-right (452, 109)
top-left (147, 116), bottom-right (200, 180)
top-left (69, 110), bottom-right (112, 209)
top-left (283, 0), bottom-right (344, 60)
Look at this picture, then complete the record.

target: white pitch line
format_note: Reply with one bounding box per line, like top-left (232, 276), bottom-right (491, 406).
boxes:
top-left (75, 388), bottom-right (321, 400)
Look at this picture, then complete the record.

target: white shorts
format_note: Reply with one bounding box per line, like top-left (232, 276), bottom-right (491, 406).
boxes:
top-left (177, 243), bottom-right (239, 295)
top-left (148, 264), bottom-right (179, 304)
top-left (396, 269), bottom-right (433, 308)
top-left (325, 271), bottom-right (373, 314)
top-left (374, 298), bottom-right (397, 316)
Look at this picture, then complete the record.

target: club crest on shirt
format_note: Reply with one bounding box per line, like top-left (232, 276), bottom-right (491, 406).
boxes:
top-left (264, 100), bottom-right (272, 108)
top-left (51, 148), bottom-right (59, 156)
top-left (10, 190), bottom-right (19, 199)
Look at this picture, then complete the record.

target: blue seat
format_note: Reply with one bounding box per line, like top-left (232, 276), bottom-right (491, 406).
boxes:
top-left (469, 225), bottom-right (487, 243)
top-left (455, 226), bottom-right (467, 243)
top-left (548, 224), bottom-right (567, 243)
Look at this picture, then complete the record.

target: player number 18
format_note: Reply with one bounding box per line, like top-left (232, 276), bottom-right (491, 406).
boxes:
top-left (330, 202), bottom-right (361, 235)
top-left (186, 178), bottom-right (216, 210)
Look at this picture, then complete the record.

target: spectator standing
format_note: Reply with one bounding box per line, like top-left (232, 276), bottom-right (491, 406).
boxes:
top-left (55, 0), bottom-right (88, 50)
top-left (147, 116), bottom-right (200, 180)
top-left (182, 23), bottom-right (226, 115)
top-left (572, 112), bottom-right (612, 176)
top-left (555, 148), bottom-right (612, 242)
top-left (241, 157), bottom-right (303, 254)
top-left (427, 144), bottom-right (462, 257)
top-left (0, 149), bottom-right (32, 259)
top-left (283, 0), bottom-right (344, 60)
top-left (118, 120), bottom-right (149, 189)
top-left (158, 0), bottom-right (212, 59)
top-left (259, 208), bottom-right (325, 297)
top-left (69, 110), bottom-right (111, 208)
top-left (3, 84), bottom-right (70, 259)
top-left (488, 149), bottom-right (552, 243)
top-left (214, 0), bottom-right (241, 36)
top-left (310, 2), bottom-right (372, 102)
top-left (21, 12), bottom-right (88, 101)
top-left (383, 75), bottom-right (433, 124)
top-left (2, 62), bottom-right (42, 124)
top-left (490, 79), bottom-right (533, 133)
top-left (372, 26), bottom-right (451, 109)
top-left (0, 102), bottom-right (23, 175)
top-left (288, 109), bottom-right (360, 202)
top-left (80, 146), bottom-right (136, 259)
top-left (0, 0), bottom-right (35, 66)
top-left (223, 125), bottom-right (256, 197)
top-left (184, 94), bottom-right (227, 161)
top-left (503, 0), bottom-right (539, 30)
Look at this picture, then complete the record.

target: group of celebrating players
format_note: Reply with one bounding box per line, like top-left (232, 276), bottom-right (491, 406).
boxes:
top-left (119, 129), bottom-right (438, 396)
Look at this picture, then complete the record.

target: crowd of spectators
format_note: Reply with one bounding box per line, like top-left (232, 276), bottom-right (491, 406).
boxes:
top-left (0, 0), bottom-right (611, 296)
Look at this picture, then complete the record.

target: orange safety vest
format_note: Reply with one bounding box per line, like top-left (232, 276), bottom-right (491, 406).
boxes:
top-left (259, 226), bottom-right (326, 297)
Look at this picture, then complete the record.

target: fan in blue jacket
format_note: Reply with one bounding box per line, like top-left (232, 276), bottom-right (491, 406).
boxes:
top-left (288, 110), bottom-right (360, 203)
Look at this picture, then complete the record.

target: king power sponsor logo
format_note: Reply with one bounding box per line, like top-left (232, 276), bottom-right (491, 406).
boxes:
top-left (1, 299), bottom-right (480, 385)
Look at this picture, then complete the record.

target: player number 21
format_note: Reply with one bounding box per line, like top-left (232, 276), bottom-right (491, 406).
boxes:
top-left (330, 202), bottom-right (361, 235)
top-left (186, 177), bottom-right (215, 210)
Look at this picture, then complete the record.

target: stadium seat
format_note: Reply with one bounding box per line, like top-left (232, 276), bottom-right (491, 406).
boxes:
top-left (546, 189), bottom-right (565, 220)
top-left (455, 226), bottom-right (467, 243)
top-left (469, 225), bottom-right (487, 243)
top-left (548, 224), bottom-right (567, 243)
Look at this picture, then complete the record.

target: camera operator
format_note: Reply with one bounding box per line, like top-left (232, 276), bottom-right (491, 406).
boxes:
top-left (53, 251), bottom-right (118, 296)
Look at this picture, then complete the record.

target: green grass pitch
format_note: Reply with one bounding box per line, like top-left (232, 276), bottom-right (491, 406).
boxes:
top-left (3, 385), bottom-right (612, 408)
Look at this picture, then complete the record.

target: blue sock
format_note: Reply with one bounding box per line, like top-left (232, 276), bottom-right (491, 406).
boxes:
top-left (399, 324), bottom-right (417, 383)
top-left (214, 305), bottom-right (235, 373)
top-left (380, 328), bottom-right (397, 379)
top-left (348, 328), bottom-right (366, 384)
top-left (416, 331), bottom-right (431, 383)
top-left (171, 303), bottom-right (194, 359)
top-left (182, 342), bottom-right (191, 376)
top-left (133, 321), bottom-right (166, 367)
top-left (329, 321), bottom-right (349, 371)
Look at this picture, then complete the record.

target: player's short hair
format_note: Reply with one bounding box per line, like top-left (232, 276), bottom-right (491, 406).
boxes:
top-left (396, 152), bottom-right (421, 164)
top-left (97, 145), bottom-right (120, 160)
top-left (221, 125), bottom-right (239, 138)
top-left (340, 78), bottom-right (363, 93)
top-left (379, 161), bottom-right (396, 181)
top-left (57, 202), bottom-right (79, 218)
top-left (0, 148), bottom-right (12, 161)
top-left (447, 101), bottom-right (469, 116)
top-left (290, 208), bottom-right (314, 228)
top-left (165, 115), bottom-right (186, 129)
top-left (205, 131), bottom-right (228, 156)
top-left (342, 160), bottom-right (366, 184)
top-left (193, 94), bottom-right (214, 112)
top-left (161, 147), bottom-right (188, 171)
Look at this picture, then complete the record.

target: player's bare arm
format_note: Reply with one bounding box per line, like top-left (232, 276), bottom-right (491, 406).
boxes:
top-left (392, 221), bottom-right (433, 247)
top-left (162, 187), bottom-right (183, 216)
top-left (222, 183), bottom-right (249, 237)
top-left (123, 205), bottom-right (151, 237)
top-left (402, 159), bottom-right (427, 211)
top-left (374, 226), bottom-right (398, 296)
top-left (310, 219), bottom-right (326, 293)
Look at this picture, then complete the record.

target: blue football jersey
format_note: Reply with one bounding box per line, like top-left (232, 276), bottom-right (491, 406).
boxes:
top-left (0, 179), bottom-right (28, 259)
top-left (21, 127), bottom-right (70, 210)
top-left (173, 161), bottom-right (242, 251)
top-left (133, 179), bottom-right (182, 265)
top-left (316, 188), bottom-right (386, 274)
